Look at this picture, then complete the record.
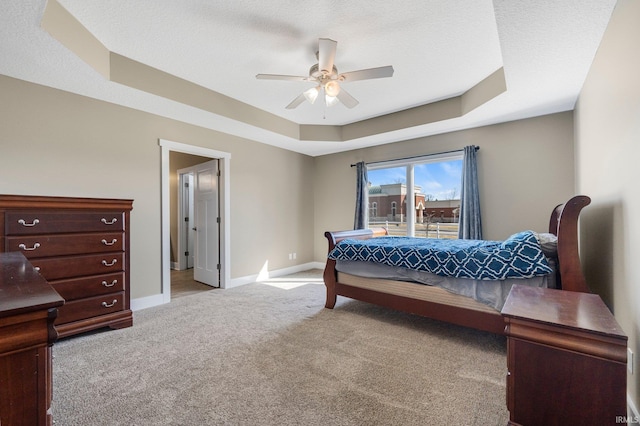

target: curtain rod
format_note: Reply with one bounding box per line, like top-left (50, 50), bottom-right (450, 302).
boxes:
top-left (350, 146), bottom-right (479, 167)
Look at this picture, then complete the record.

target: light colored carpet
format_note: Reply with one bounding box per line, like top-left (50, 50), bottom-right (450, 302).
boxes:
top-left (53, 270), bottom-right (508, 425)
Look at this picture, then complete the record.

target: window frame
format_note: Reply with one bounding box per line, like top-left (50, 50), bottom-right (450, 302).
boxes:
top-left (367, 151), bottom-right (463, 237)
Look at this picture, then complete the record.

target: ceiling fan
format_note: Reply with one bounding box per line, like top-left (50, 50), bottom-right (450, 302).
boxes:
top-left (256, 38), bottom-right (394, 109)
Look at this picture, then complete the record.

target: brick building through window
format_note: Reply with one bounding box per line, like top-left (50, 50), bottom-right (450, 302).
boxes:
top-left (368, 183), bottom-right (459, 223)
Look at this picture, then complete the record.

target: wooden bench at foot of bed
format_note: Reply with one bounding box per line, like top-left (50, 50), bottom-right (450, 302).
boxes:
top-left (322, 195), bottom-right (592, 335)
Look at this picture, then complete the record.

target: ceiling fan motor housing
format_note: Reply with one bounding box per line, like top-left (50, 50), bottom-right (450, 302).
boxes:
top-left (309, 63), bottom-right (338, 79)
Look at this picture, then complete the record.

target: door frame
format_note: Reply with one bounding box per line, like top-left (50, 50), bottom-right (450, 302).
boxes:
top-left (159, 139), bottom-right (231, 303)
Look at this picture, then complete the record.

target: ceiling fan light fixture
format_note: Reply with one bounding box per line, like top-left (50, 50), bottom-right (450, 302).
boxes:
top-left (303, 86), bottom-right (320, 104)
top-left (325, 94), bottom-right (339, 107)
top-left (324, 80), bottom-right (340, 97)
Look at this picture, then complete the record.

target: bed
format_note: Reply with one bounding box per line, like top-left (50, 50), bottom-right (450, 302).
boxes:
top-left (322, 195), bottom-right (591, 334)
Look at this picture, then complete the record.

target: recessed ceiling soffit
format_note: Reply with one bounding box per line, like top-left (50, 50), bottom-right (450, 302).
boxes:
top-left (41, 0), bottom-right (506, 144)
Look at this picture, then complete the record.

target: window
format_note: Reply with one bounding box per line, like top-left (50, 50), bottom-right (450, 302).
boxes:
top-left (367, 152), bottom-right (463, 238)
top-left (369, 202), bottom-right (378, 219)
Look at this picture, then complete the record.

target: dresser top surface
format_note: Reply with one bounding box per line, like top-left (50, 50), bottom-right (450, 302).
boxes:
top-left (501, 285), bottom-right (626, 338)
top-left (0, 194), bottom-right (133, 210)
top-left (0, 252), bottom-right (64, 317)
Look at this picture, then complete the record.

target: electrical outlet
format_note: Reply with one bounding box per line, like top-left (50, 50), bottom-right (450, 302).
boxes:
top-left (288, 253), bottom-right (292, 260)
top-left (629, 348), bottom-right (634, 374)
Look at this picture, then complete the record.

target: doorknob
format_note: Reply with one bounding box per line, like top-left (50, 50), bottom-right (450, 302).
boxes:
top-left (192, 227), bottom-right (197, 231)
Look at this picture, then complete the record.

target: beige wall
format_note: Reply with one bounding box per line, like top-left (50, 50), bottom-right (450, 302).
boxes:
top-left (313, 112), bottom-right (576, 260)
top-left (574, 0), bottom-right (639, 411)
top-left (0, 75), bottom-right (315, 299)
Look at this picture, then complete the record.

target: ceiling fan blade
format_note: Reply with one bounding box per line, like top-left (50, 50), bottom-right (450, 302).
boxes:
top-left (339, 65), bottom-right (394, 83)
top-left (336, 87), bottom-right (359, 109)
top-left (318, 38), bottom-right (337, 75)
top-left (256, 74), bottom-right (310, 81)
top-left (285, 93), bottom-right (307, 109)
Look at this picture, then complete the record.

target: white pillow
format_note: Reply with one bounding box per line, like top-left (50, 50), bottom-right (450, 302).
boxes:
top-left (535, 232), bottom-right (558, 257)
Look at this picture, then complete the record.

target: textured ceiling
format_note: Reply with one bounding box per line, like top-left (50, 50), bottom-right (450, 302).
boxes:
top-left (0, 0), bottom-right (617, 156)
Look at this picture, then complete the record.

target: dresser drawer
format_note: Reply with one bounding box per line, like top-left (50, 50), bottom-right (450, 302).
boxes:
top-left (31, 252), bottom-right (124, 281)
top-left (55, 292), bottom-right (125, 324)
top-left (6, 232), bottom-right (124, 258)
top-left (5, 211), bottom-right (125, 235)
top-left (50, 272), bottom-right (125, 301)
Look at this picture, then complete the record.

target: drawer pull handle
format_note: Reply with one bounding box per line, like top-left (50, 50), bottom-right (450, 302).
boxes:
top-left (102, 279), bottom-right (118, 287)
top-left (101, 218), bottom-right (118, 225)
top-left (34, 266), bottom-right (41, 272)
top-left (18, 218), bottom-right (40, 227)
top-left (101, 299), bottom-right (118, 308)
top-left (101, 238), bottom-right (118, 246)
top-left (102, 259), bottom-right (118, 267)
top-left (18, 242), bottom-right (41, 251)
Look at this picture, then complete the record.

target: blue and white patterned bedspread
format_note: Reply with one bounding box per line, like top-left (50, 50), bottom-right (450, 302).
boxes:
top-left (328, 231), bottom-right (553, 280)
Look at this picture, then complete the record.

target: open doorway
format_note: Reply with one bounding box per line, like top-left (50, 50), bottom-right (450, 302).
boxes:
top-left (176, 159), bottom-right (220, 288)
top-left (159, 139), bottom-right (231, 305)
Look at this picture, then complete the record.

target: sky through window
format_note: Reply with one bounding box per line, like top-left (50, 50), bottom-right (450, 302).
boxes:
top-left (368, 159), bottom-right (462, 201)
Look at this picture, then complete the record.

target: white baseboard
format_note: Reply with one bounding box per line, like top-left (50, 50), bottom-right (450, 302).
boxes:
top-left (629, 393), bottom-right (640, 421)
top-left (131, 293), bottom-right (167, 311)
top-left (226, 261), bottom-right (324, 289)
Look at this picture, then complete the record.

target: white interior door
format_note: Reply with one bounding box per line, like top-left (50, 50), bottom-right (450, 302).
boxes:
top-left (194, 159), bottom-right (220, 287)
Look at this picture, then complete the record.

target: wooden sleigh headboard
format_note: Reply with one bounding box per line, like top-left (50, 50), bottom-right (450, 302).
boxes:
top-left (548, 195), bottom-right (591, 293)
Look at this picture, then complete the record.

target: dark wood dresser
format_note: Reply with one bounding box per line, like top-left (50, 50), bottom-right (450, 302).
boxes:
top-left (0, 251), bottom-right (65, 425)
top-left (0, 195), bottom-right (133, 338)
top-left (502, 285), bottom-right (627, 426)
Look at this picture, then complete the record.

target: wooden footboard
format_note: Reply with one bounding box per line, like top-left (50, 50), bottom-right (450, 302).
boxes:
top-left (322, 195), bottom-right (591, 335)
top-left (323, 227), bottom-right (388, 309)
